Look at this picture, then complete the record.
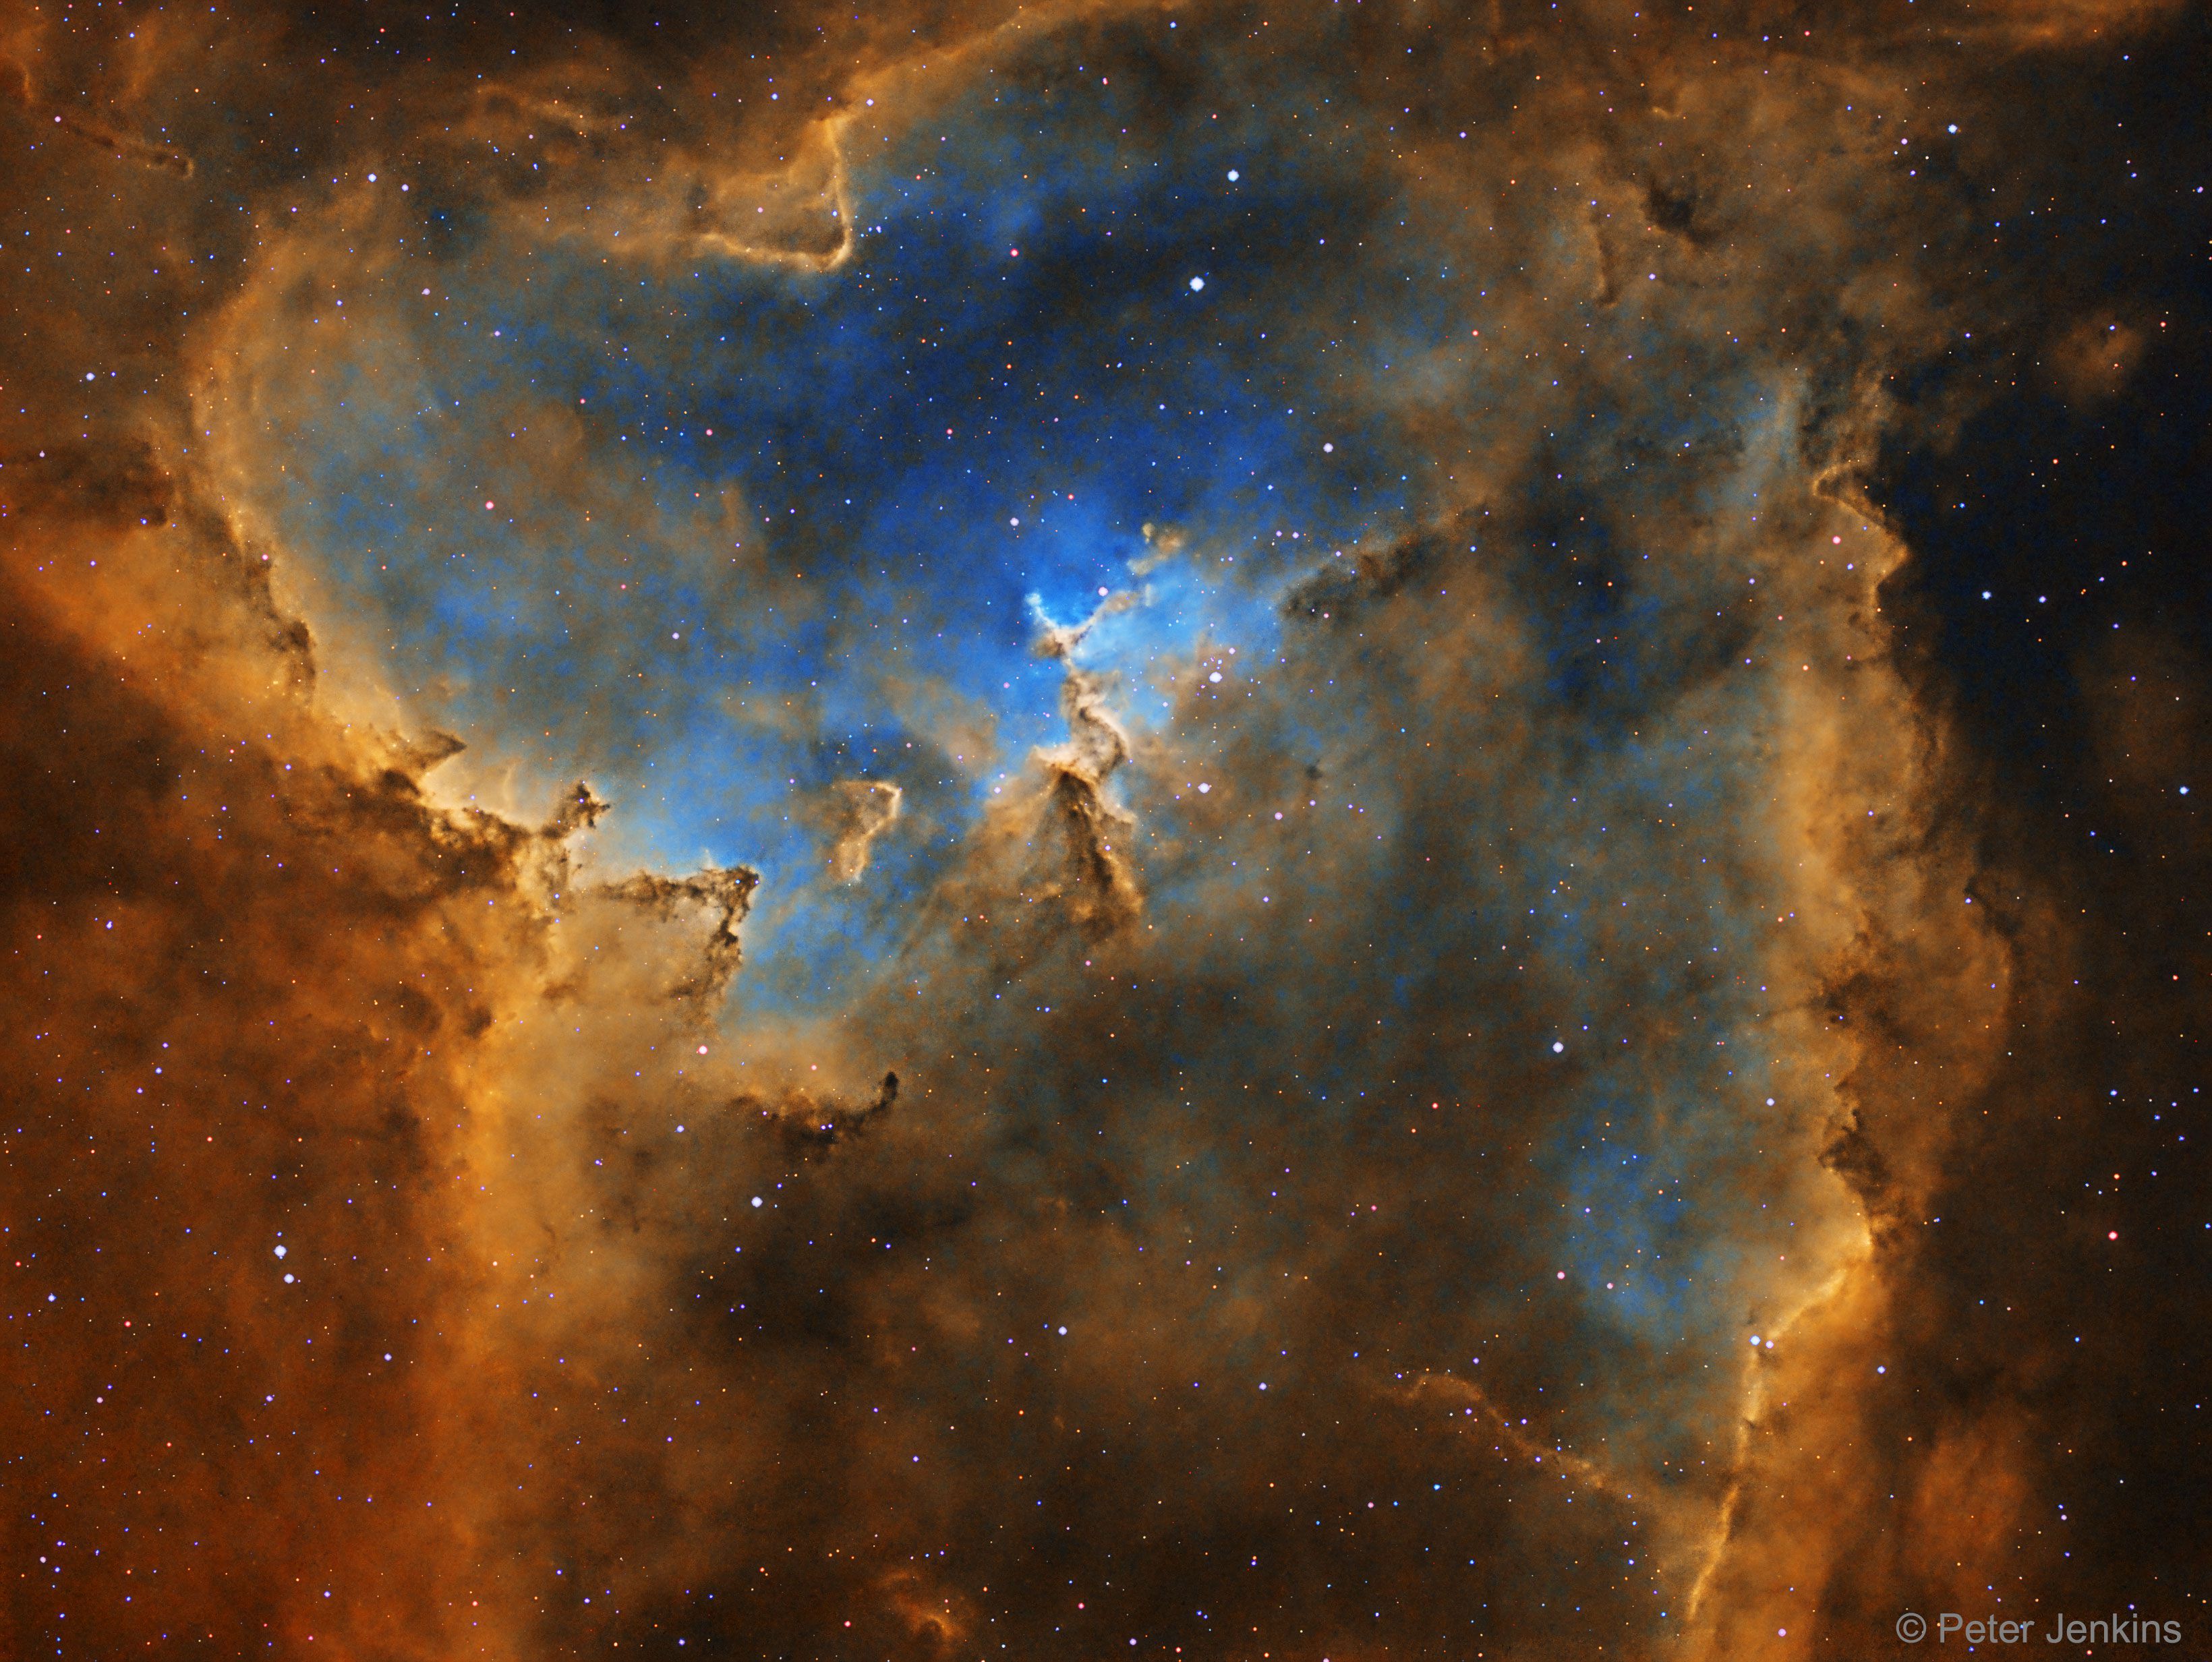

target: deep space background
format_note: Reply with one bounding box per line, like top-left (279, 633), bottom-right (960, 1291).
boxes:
top-left (2, 0), bottom-right (2209, 1656)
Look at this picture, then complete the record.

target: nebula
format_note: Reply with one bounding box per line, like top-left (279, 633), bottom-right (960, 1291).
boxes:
top-left (4, 1), bottom-right (2207, 1657)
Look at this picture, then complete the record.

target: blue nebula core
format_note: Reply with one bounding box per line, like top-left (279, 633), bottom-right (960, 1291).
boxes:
top-left (239, 33), bottom-right (1841, 1514)
top-left (261, 73), bottom-right (1429, 1009)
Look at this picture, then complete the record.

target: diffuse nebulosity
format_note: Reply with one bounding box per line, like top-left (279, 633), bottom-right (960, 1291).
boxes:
top-left (0, 0), bottom-right (2193, 1657)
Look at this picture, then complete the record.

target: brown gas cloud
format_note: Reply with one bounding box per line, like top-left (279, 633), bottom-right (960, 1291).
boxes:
top-left (4, 2), bottom-right (2201, 1658)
